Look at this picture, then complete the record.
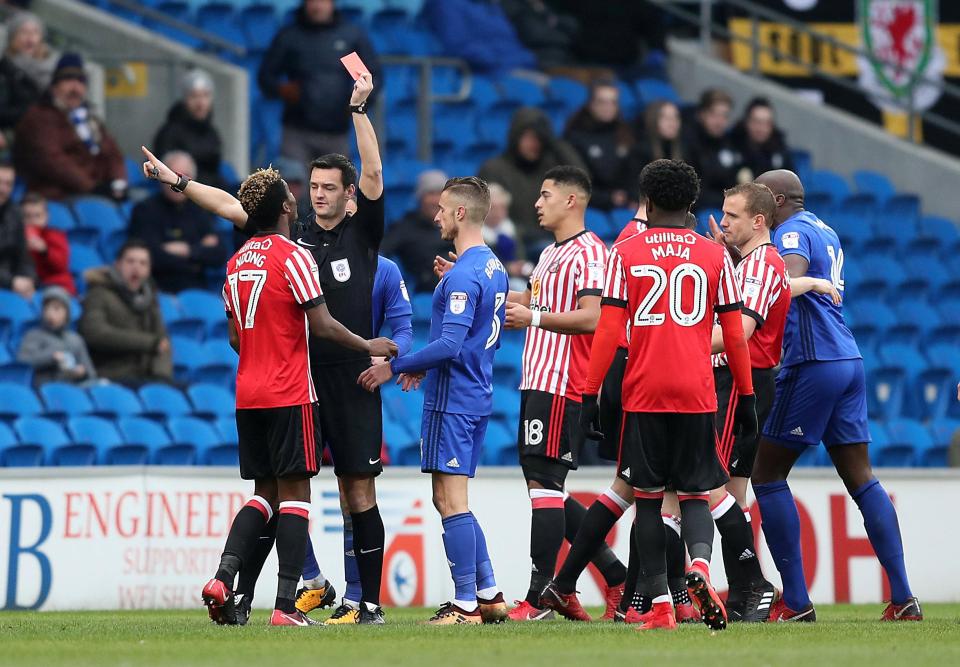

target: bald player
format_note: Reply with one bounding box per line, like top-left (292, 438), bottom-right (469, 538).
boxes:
top-left (749, 170), bottom-right (920, 622)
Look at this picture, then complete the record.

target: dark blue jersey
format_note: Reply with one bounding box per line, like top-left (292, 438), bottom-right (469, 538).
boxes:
top-left (372, 255), bottom-right (413, 355)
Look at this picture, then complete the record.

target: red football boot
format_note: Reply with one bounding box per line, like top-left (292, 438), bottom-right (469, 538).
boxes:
top-left (507, 600), bottom-right (555, 621)
top-left (269, 609), bottom-right (319, 626)
top-left (674, 601), bottom-right (702, 624)
top-left (613, 607), bottom-right (645, 624)
top-left (201, 578), bottom-right (236, 625)
top-left (881, 597), bottom-right (922, 621)
top-left (540, 582), bottom-right (592, 621)
top-left (636, 601), bottom-right (677, 631)
top-left (768, 597), bottom-right (817, 622)
top-left (600, 583), bottom-right (625, 621)
top-left (685, 561), bottom-right (727, 631)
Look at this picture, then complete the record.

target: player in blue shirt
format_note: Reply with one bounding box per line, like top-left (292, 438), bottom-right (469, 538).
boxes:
top-left (360, 177), bottom-right (509, 625)
top-left (750, 170), bottom-right (919, 622)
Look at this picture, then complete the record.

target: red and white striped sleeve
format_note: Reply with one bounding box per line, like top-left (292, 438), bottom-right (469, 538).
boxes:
top-left (715, 249), bottom-right (743, 313)
top-left (575, 240), bottom-right (607, 298)
top-left (739, 249), bottom-right (782, 325)
top-left (601, 247), bottom-right (628, 308)
top-left (284, 247), bottom-right (325, 307)
top-left (221, 282), bottom-right (232, 315)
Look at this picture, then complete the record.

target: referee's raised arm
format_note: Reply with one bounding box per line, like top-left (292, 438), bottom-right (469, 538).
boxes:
top-left (141, 145), bottom-right (249, 228)
top-left (349, 73), bottom-right (384, 249)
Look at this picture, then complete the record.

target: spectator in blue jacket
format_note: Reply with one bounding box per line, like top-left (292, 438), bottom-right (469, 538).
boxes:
top-left (258, 0), bottom-right (381, 163)
top-left (423, 0), bottom-right (536, 72)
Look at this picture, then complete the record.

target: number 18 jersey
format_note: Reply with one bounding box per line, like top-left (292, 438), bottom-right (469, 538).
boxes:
top-left (222, 233), bottom-right (325, 409)
top-left (603, 226), bottom-right (742, 413)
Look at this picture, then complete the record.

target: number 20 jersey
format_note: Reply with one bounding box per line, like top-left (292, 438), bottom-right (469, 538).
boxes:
top-left (222, 233), bottom-right (325, 410)
top-left (421, 245), bottom-right (509, 417)
top-left (603, 227), bottom-right (742, 413)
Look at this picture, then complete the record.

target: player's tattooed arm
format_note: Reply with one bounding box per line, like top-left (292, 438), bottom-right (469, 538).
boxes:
top-left (307, 303), bottom-right (397, 358)
top-left (141, 146), bottom-right (248, 228)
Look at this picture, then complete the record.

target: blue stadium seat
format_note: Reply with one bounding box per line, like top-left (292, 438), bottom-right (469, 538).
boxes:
top-left (67, 415), bottom-right (131, 464)
top-left (46, 201), bottom-right (77, 231)
top-left (790, 149), bottom-right (812, 184)
top-left (118, 416), bottom-right (193, 465)
top-left (846, 299), bottom-right (895, 350)
top-left (498, 76), bottom-right (545, 107)
top-left (492, 390), bottom-right (520, 423)
top-left (887, 300), bottom-right (940, 345)
top-left (585, 208), bottom-right (614, 237)
top-left (88, 383), bottom-right (144, 418)
top-left (168, 416), bottom-right (223, 464)
top-left (240, 3), bottom-right (279, 52)
top-left (381, 384), bottom-right (424, 427)
top-left (187, 383), bottom-right (235, 419)
top-left (40, 383), bottom-right (94, 420)
top-left (899, 256), bottom-right (951, 294)
top-left (139, 383), bottom-right (193, 420)
top-left (493, 339), bottom-right (523, 386)
top-left (0, 361), bottom-right (32, 385)
top-left (383, 416), bottom-right (416, 456)
top-left (69, 244), bottom-right (105, 275)
top-left (546, 77), bottom-right (588, 113)
top-left (852, 170), bottom-right (895, 203)
top-left (928, 418), bottom-right (959, 467)
top-left (879, 418), bottom-right (928, 467)
top-left (634, 78), bottom-right (680, 106)
top-left (886, 193), bottom-right (921, 226)
top-left (877, 343), bottom-right (928, 377)
top-left (158, 292), bottom-right (181, 321)
top-left (197, 2), bottom-right (245, 47)
top-left (172, 338), bottom-right (206, 381)
top-left (865, 420), bottom-right (891, 467)
top-left (0, 418), bottom-right (42, 466)
top-left (911, 366), bottom-right (955, 421)
top-left (0, 383), bottom-right (43, 421)
top-left (808, 170), bottom-right (850, 203)
top-left (16, 415), bottom-right (93, 466)
top-left (410, 293), bottom-right (433, 324)
top-left (931, 298), bottom-right (960, 346)
top-left (193, 340), bottom-right (238, 386)
top-left (72, 197), bottom-right (128, 235)
top-left (926, 343), bottom-right (960, 375)
top-left (467, 76), bottom-right (501, 113)
top-left (167, 316), bottom-right (207, 341)
top-left (216, 415), bottom-right (238, 446)
top-left (178, 289), bottom-right (225, 322)
top-left (483, 419), bottom-right (517, 465)
top-left (917, 215), bottom-right (960, 248)
top-left (866, 367), bottom-right (907, 420)
top-left (854, 256), bottom-right (905, 301)
top-left (0, 290), bottom-right (37, 344)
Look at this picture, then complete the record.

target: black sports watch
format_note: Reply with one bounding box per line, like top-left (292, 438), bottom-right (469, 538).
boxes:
top-left (350, 101), bottom-right (368, 114)
top-left (170, 172), bottom-right (191, 193)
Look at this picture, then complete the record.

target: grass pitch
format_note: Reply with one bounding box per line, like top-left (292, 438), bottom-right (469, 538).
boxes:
top-left (2, 604), bottom-right (958, 667)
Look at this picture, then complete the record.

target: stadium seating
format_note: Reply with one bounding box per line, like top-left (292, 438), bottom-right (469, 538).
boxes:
top-left (89, 384), bottom-right (144, 418)
top-left (40, 383), bottom-right (96, 420)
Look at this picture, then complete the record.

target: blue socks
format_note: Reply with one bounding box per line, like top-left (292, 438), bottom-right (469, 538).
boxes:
top-left (343, 515), bottom-right (362, 604)
top-left (852, 478), bottom-right (913, 604)
top-left (302, 537), bottom-right (321, 581)
top-left (442, 512), bottom-right (477, 608)
top-left (471, 512), bottom-right (497, 596)
top-left (754, 480), bottom-right (811, 611)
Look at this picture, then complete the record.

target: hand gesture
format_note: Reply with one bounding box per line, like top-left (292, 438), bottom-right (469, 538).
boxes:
top-left (505, 302), bottom-right (533, 329)
top-left (433, 251), bottom-right (458, 280)
top-left (350, 73), bottom-right (374, 106)
top-left (141, 146), bottom-right (177, 186)
top-left (358, 359), bottom-right (393, 392)
top-left (579, 394), bottom-right (604, 441)
top-left (397, 371), bottom-right (425, 392)
top-left (368, 337), bottom-right (398, 359)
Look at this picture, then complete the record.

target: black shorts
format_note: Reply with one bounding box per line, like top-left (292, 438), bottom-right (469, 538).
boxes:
top-left (617, 411), bottom-right (729, 493)
top-left (517, 390), bottom-right (582, 470)
top-left (313, 359), bottom-right (383, 477)
top-left (714, 366), bottom-right (777, 478)
top-left (237, 403), bottom-right (322, 480)
top-left (597, 347), bottom-right (628, 462)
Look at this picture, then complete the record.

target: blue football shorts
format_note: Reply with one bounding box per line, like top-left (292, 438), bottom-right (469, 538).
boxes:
top-left (420, 409), bottom-right (488, 477)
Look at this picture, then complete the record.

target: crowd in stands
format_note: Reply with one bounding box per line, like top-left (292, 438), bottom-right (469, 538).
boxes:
top-left (0, 1), bottom-right (956, 468)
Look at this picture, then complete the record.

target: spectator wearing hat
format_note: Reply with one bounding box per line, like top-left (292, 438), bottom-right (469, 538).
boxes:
top-left (0, 160), bottom-right (35, 299)
top-left (153, 69), bottom-right (225, 189)
top-left (17, 285), bottom-right (96, 386)
top-left (381, 169), bottom-right (454, 292)
top-left (128, 151), bottom-right (224, 293)
top-left (13, 52), bottom-right (126, 201)
top-left (484, 182), bottom-right (532, 290)
top-left (21, 193), bottom-right (76, 295)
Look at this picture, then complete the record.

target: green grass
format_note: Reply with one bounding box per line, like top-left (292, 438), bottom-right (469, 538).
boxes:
top-left (1, 605), bottom-right (958, 667)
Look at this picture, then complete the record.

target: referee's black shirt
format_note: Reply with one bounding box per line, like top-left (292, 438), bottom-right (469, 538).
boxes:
top-left (291, 189), bottom-right (384, 365)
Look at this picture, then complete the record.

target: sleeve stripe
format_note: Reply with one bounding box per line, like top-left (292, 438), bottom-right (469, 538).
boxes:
top-left (285, 257), bottom-right (310, 304)
top-left (291, 248), bottom-right (321, 301)
top-left (295, 247), bottom-right (324, 298)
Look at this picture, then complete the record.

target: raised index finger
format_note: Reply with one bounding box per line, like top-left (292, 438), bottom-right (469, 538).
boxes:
top-left (140, 145), bottom-right (158, 164)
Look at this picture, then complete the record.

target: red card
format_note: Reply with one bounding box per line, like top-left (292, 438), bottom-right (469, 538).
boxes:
top-left (340, 51), bottom-right (370, 80)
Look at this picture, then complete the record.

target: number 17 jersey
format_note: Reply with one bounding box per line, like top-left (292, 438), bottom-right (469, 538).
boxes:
top-left (603, 227), bottom-right (742, 413)
top-left (223, 233), bottom-right (325, 410)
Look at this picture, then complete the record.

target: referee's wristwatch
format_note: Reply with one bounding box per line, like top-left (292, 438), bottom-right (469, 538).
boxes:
top-left (350, 100), bottom-right (368, 114)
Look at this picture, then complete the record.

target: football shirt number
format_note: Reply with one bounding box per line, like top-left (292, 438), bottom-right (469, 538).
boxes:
top-left (629, 263), bottom-right (708, 327)
top-left (524, 419), bottom-right (544, 446)
top-left (826, 245), bottom-right (845, 292)
top-left (486, 292), bottom-right (507, 349)
top-left (227, 270), bottom-right (268, 329)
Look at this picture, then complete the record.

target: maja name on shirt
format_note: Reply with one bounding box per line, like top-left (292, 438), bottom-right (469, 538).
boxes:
top-left (644, 231), bottom-right (700, 261)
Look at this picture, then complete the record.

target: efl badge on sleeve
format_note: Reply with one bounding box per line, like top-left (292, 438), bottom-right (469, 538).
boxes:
top-left (450, 291), bottom-right (468, 315)
top-left (331, 258), bottom-right (351, 282)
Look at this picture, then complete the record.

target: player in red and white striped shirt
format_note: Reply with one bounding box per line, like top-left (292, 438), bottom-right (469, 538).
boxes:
top-left (201, 168), bottom-right (396, 627)
top-left (705, 182), bottom-right (840, 622)
top-left (499, 166), bottom-right (626, 622)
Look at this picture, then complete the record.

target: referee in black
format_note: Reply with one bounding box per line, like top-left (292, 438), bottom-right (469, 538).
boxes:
top-left (142, 73), bottom-right (389, 624)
